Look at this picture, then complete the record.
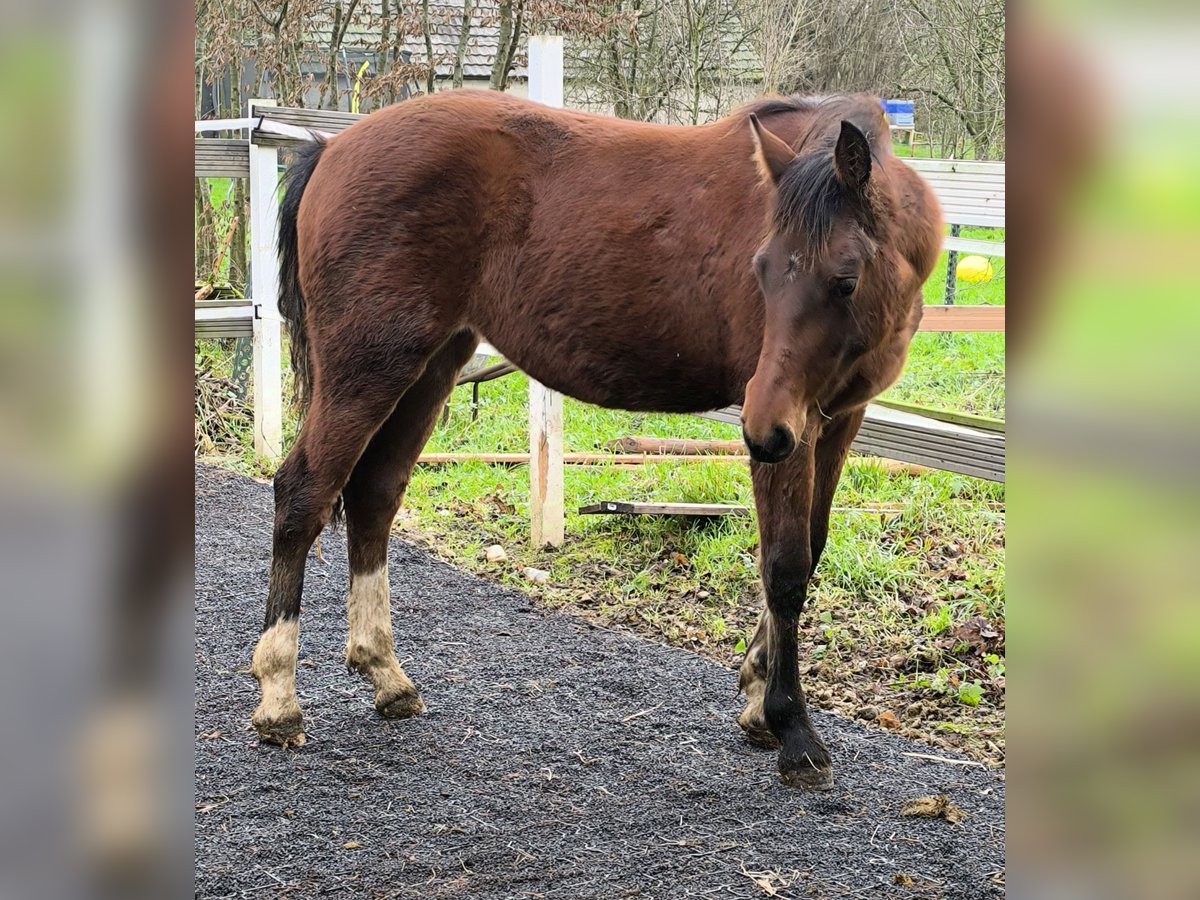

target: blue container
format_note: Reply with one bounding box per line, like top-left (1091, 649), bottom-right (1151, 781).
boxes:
top-left (884, 99), bottom-right (915, 128)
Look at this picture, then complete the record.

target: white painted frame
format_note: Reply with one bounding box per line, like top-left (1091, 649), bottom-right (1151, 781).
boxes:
top-left (247, 99), bottom-right (284, 459)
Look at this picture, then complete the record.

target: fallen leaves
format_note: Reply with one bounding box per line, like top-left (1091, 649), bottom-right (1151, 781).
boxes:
top-left (952, 615), bottom-right (1004, 654)
top-left (739, 864), bottom-right (799, 897)
top-left (877, 710), bottom-right (901, 730)
top-left (901, 794), bottom-right (966, 824)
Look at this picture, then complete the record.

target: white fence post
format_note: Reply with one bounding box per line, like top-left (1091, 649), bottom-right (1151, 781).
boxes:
top-left (248, 98), bottom-right (284, 461)
top-left (526, 36), bottom-right (565, 548)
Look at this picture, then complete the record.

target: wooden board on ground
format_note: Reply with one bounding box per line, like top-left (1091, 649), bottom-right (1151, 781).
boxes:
top-left (872, 399), bottom-right (1005, 433)
top-left (919, 305), bottom-right (1005, 332)
top-left (699, 403), bottom-right (1005, 483)
top-left (579, 501), bottom-right (750, 517)
top-left (605, 436), bottom-right (747, 456)
top-left (416, 452), bottom-right (750, 466)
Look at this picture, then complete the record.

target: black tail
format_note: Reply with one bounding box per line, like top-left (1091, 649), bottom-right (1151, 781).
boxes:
top-left (277, 138), bottom-right (327, 423)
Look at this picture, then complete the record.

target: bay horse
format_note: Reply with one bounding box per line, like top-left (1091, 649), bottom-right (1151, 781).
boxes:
top-left (251, 90), bottom-right (942, 790)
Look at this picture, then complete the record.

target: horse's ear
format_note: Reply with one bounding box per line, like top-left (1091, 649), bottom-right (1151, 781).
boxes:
top-left (834, 120), bottom-right (871, 192)
top-left (749, 113), bottom-right (796, 185)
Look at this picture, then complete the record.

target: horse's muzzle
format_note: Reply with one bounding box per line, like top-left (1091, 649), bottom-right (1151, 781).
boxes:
top-left (743, 424), bottom-right (796, 464)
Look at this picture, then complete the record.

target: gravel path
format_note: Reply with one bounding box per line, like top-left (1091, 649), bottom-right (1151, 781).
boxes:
top-left (196, 464), bottom-right (1004, 898)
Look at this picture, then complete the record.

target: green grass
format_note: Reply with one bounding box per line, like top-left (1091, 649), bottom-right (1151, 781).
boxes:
top-left (196, 177), bottom-right (241, 287)
top-left (885, 227), bottom-right (1005, 417)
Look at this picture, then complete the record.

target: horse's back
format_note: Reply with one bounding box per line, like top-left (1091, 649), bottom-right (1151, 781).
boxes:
top-left (294, 92), bottom-right (763, 409)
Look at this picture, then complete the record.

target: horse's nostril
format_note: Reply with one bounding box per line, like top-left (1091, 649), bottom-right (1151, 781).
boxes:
top-left (743, 425), bottom-right (796, 464)
top-left (769, 425), bottom-right (795, 459)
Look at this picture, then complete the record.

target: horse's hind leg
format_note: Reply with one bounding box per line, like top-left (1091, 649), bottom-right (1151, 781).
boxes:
top-left (250, 331), bottom-right (454, 746)
top-left (340, 329), bottom-right (479, 719)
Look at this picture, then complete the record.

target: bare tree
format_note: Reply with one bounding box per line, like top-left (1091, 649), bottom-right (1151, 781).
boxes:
top-left (489, 0), bottom-right (525, 91)
top-left (734, 0), bottom-right (1004, 158)
top-left (566, 0), bottom-right (748, 124)
top-left (320, 0), bottom-right (362, 109)
top-left (452, 0), bottom-right (477, 87)
top-left (894, 0), bottom-right (1004, 158)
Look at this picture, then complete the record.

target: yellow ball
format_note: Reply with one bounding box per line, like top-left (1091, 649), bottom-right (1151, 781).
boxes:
top-left (956, 255), bottom-right (993, 283)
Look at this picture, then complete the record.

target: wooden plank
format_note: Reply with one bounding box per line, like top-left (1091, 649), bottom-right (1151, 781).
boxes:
top-left (918, 305), bottom-right (1005, 332)
top-left (195, 138), bottom-right (249, 178)
top-left (196, 299), bottom-right (252, 310)
top-left (906, 159), bottom-right (1005, 177)
top-left (940, 198), bottom-right (1005, 214)
top-left (605, 436), bottom-right (747, 455)
top-left (526, 37), bottom-right (566, 549)
top-left (853, 407), bottom-right (1005, 482)
top-left (251, 107), bottom-right (364, 146)
top-left (925, 178), bottom-right (1006, 191)
top-left (248, 100), bottom-right (284, 461)
top-left (939, 208), bottom-right (1005, 228)
top-left (696, 406), bottom-right (742, 427)
top-left (926, 181), bottom-right (1006, 196)
top-left (696, 403), bottom-right (1003, 481)
top-left (944, 236), bottom-right (1006, 258)
top-left (195, 296), bottom-right (254, 338)
top-left (872, 399), bottom-right (1005, 433)
top-left (932, 194), bottom-right (1006, 210)
top-left (579, 501), bottom-right (750, 517)
top-left (853, 424), bottom-right (1004, 466)
top-left (851, 434), bottom-right (1003, 482)
top-left (259, 106), bottom-right (363, 132)
top-left (195, 321), bottom-right (253, 339)
top-left (416, 453), bottom-right (750, 465)
top-left (923, 177), bottom-right (1007, 190)
top-left (861, 403), bottom-right (1004, 443)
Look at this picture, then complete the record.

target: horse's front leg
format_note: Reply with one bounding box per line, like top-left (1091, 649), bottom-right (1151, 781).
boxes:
top-left (739, 411), bottom-right (864, 774)
top-left (744, 437), bottom-right (835, 789)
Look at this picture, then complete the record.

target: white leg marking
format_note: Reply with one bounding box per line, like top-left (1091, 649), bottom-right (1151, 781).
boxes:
top-left (345, 565), bottom-right (423, 717)
top-left (250, 618), bottom-right (304, 745)
top-left (345, 566), bottom-right (395, 670)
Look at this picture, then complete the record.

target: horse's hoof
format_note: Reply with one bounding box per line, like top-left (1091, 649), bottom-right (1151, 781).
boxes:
top-left (252, 704), bottom-right (306, 747)
top-left (779, 763), bottom-right (835, 791)
top-left (737, 709), bottom-right (781, 749)
top-left (376, 689), bottom-right (425, 719)
top-left (778, 740), bottom-right (834, 790)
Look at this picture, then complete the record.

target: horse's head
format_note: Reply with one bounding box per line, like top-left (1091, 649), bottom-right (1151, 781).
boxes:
top-left (740, 106), bottom-right (939, 464)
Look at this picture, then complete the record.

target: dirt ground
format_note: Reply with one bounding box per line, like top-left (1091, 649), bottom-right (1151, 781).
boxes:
top-left (195, 464), bottom-right (1005, 898)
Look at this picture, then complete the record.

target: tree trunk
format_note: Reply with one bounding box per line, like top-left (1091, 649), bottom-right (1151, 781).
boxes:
top-left (490, 1), bottom-right (514, 91)
top-left (379, 0), bottom-right (392, 105)
top-left (230, 67), bottom-right (247, 288)
top-left (321, 2), bottom-right (343, 109)
top-left (421, 0), bottom-right (436, 94)
top-left (452, 0), bottom-right (475, 89)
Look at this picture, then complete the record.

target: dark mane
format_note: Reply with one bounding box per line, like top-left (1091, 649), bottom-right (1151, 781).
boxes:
top-left (774, 144), bottom-right (857, 245)
top-left (741, 94), bottom-right (883, 244)
top-left (740, 95), bottom-right (821, 119)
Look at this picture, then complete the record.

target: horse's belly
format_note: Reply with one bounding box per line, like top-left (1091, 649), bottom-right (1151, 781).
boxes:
top-left (482, 334), bottom-right (737, 414)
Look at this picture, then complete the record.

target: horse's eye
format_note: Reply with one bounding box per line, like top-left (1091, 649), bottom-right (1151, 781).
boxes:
top-left (833, 277), bottom-right (858, 298)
